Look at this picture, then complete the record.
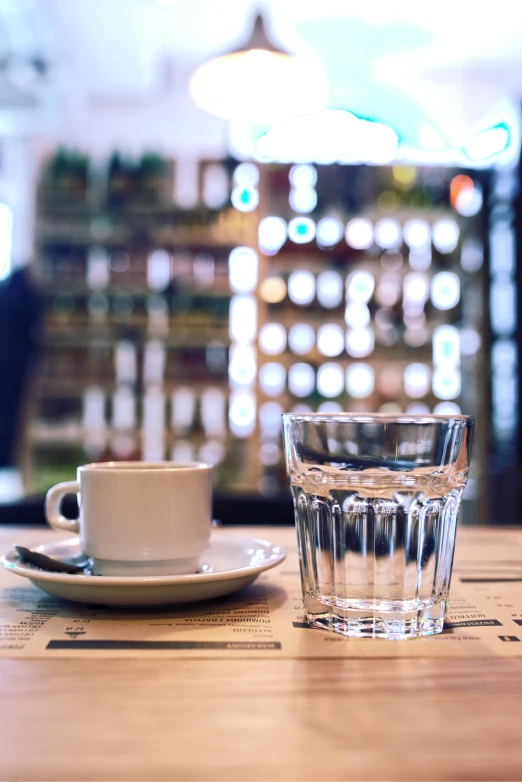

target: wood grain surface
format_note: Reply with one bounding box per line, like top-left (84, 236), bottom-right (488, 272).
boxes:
top-left (0, 657), bottom-right (521, 781)
top-left (0, 524), bottom-right (521, 781)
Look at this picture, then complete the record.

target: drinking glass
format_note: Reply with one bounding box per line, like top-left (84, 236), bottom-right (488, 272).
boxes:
top-left (282, 413), bottom-right (474, 639)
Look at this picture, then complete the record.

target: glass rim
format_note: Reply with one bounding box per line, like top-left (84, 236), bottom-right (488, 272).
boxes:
top-left (282, 412), bottom-right (475, 424)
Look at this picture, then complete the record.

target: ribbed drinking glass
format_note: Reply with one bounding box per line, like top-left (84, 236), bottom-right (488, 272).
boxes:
top-left (282, 413), bottom-right (474, 639)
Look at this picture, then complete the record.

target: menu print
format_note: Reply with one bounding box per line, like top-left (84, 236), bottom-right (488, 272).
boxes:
top-left (0, 526), bottom-right (521, 659)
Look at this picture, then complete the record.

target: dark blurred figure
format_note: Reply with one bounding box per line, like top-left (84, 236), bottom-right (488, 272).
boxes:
top-left (0, 267), bottom-right (44, 469)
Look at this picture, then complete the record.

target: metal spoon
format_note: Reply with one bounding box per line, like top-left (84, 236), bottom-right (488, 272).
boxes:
top-left (14, 545), bottom-right (90, 574)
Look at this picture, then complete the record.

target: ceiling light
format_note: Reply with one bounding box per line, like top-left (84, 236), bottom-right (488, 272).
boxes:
top-left (254, 110), bottom-right (397, 164)
top-left (189, 14), bottom-right (328, 124)
top-left (464, 124), bottom-right (510, 162)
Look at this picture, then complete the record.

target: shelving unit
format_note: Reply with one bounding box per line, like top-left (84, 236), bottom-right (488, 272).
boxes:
top-left (28, 152), bottom-right (258, 494)
top-left (28, 152), bottom-right (489, 521)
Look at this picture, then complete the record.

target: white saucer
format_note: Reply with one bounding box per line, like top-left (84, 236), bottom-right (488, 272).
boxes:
top-left (0, 534), bottom-right (286, 606)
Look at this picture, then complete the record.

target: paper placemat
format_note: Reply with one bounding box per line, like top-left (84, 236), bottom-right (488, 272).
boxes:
top-left (0, 526), bottom-right (521, 658)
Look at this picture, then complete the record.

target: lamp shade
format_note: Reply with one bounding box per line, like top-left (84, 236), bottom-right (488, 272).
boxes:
top-left (189, 14), bottom-right (328, 124)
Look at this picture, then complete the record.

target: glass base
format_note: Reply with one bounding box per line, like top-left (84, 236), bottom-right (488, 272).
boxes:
top-left (305, 600), bottom-right (446, 640)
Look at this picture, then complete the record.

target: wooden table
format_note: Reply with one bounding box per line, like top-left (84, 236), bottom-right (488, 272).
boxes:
top-left (0, 525), bottom-right (521, 782)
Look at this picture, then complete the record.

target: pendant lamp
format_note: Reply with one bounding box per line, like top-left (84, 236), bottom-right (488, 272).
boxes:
top-left (189, 13), bottom-right (328, 124)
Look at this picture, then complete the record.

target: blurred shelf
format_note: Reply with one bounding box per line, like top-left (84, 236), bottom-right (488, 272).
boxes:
top-left (29, 426), bottom-right (231, 445)
top-left (40, 285), bottom-right (233, 298)
top-left (42, 333), bottom-right (231, 348)
top-left (36, 378), bottom-right (229, 396)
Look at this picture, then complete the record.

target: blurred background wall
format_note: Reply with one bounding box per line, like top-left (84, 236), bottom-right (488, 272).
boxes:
top-left (0, 0), bottom-right (521, 523)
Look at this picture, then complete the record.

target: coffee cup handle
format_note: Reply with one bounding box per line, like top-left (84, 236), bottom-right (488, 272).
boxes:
top-left (45, 481), bottom-right (80, 533)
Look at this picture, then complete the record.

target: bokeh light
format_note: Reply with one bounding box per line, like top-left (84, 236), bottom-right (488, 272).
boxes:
top-left (317, 363), bottom-right (344, 397)
top-left (431, 271), bottom-right (461, 310)
top-left (259, 401), bottom-right (284, 437)
top-left (259, 362), bottom-right (286, 396)
top-left (258, 217), bottom-right (287, 255)
top-left (317, 270), bottom-right (343, 308)
top-left (289, 187), bottom-right (317, 214)
top-left (344, 301), bottom-right (371, 329)
top-left (234, 162), bottom-right (259, 187)
top-left (346, 364), bottom-right (375, 398)
top-left (433, 401), bottom-right (462, 415)
top-left (259, 276), bottom-right (287, 304)
top-left (288, 323), bottom-right (315, 355)
top-left (433, 369), bottom-right (461, 400)
top-left (317, 401), bottom-right (343, 413)
top-left (455, 186), bottom-right (483, 217)
top-left (375, 273), bottom-right (401, 306)
top-left (403, 219), bottom-right (431, 250)
top-left (346, 271), bottom-right (375, 303)
top-left (259, 323), bottom-right (286, 355)
top-left (345, 218), bottom-right (374, 250)
top-left (288, 217), bottom-right (316, 244)
top-left (316, 217), bottom-right (344, 248)
top-left (288, 363), bottom-right (315, 397)
top-left (288, 270), bottom-right (316, 305)
top-left (229, 247), bottom-right (258, 293)
top-left (375, 218), bottom-right (402, 250)
top-left (346, 327), bottom-right (375, 357)
top-left (317, 324), bottom-right (345, 357)
top-left (432, 219), bottom-right (460, 254)
top-left (289, 164), bottom-right (318, 188)
top-left (460, 328), bottom-right (482, 356)
top-left (404, 363), bottom-right (431, 398)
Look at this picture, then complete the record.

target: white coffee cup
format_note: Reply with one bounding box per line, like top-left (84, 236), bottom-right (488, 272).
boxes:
top-left (45, 461), bottom-right (212, 577)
